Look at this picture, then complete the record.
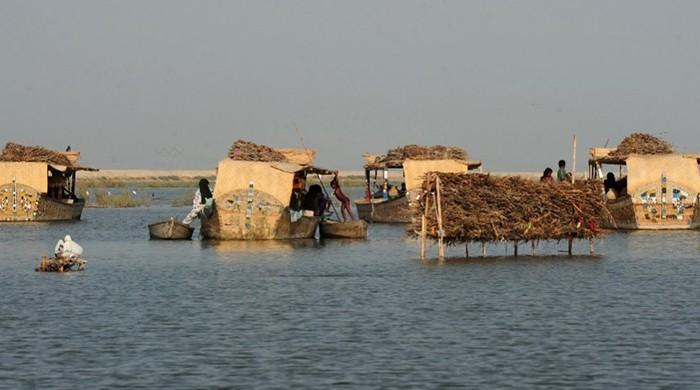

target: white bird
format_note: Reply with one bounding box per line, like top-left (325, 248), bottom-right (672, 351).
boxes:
top-left (131, 190), bottom-right (137, 195)
top-left (107, 191), bottom-right (111, 196)
top-left (85, 191), bottom-right (90, 196)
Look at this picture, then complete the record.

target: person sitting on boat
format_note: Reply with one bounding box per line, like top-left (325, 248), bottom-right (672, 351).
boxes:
top-left (183, 178), bottom-right (213, 225)
top-left (54, 235), bottom-right (83, 259)
top-left (604, 172), bottom-right (617, 194)
top-left (330, 173), bottom-right (355, 222)
top-left (302, 184), bottom-right (327, 216)
top-left (540, 167), bottom-right (554, 183)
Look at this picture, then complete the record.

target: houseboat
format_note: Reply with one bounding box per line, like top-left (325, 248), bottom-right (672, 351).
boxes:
top-left (589, 147), bottom-right (700, 229)
top-left (0, 144), bottom-right (97, 222)
top-left (201, 144), bottom-right (336, 240)
top-left (355, 145), bottom-right (481, 223)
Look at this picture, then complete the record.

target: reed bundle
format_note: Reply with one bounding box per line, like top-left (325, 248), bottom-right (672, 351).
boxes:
top-left (409, 173), bottom-right (607, 244)
top-left (0, 142), bottom-right (72, 166)
top-left (228, 139), bottom-right (287, 162)
top-left (380, 144), bottom-right (468, 163)
top-left (35, 256), bottom-right (86, 272)
top-left (608, 133), bottom-right (673, 159)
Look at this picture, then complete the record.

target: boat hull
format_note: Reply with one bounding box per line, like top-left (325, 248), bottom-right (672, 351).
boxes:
top-left (604, 195), bottom-right (700, 230)
top-left (355, 196), bottom-right (411, 224)
top-left (319, 220), bottom-right (368, 239)
top-left (1, 183), bottom-right (84, 222)
top-left (201, 203), bottom-right (318, 241)
top-left (148, 219), bottom-right (195, 240)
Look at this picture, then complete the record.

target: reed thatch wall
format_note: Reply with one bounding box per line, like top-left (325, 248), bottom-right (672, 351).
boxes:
top-left (409, 173), bottom-right (607, 245)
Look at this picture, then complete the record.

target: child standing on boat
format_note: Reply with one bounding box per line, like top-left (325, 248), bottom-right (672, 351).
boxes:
top-left (330, 173), bottom-right (355, 222)
top-left (183, 179), bottom-right (213, 225)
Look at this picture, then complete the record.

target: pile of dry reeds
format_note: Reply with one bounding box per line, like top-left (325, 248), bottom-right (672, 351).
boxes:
top-left (0, 142), bottom-right (72, 166)
top-left (409, 173), bottom-right (607, 244)
top-left (35, 256), bottom-right (86, 272)
top-left (608, 133), bottom-right (673, 158)
top-left (228, 139), bottom-right (287, 162)
top-left (380, 144), bottom-right (468, 162)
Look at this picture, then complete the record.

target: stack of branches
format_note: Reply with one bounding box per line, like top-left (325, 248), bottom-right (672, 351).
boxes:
top-left (0, 142), bottom-right (72, 166)
top-left (35, 256), bottom-right (86, 272)
top-left (409, 173), bottom-right (607, 245)
top-left (228, 139), bottom-right (287, 162)
top-left (379, 144), bottom-right (469, 163)
top-left (608, 133), bottom-right (673, 159)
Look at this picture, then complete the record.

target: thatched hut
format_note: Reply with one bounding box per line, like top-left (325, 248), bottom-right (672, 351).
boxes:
top-left (410, 172), bottom-right (607, 258)
top-left (356, 145), bottom-right (482, 223)
top-left (201, 140), bottom-right (335, 240)
top-left (589, 133), bottom-right (700, 229)
top-left (0, 142), bottom-right (97, 222)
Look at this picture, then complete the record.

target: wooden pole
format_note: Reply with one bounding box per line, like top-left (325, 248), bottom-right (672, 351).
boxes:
top-left (465, 243), bottom-right (469, 258)
top-left (435, 177), bottom-right (445, 260)
top-left (481, 242), bottom-right (487, 257)
top-left (572, 134), bottom-right (577, 184)
top-left (531, 241), bottom-right (536, 256)
top-left (420, 215), bottom-right (427, 259)
top-left (589, 238), bottom-right (595, 255)
top-left (514, 241), bottom-right (518, 257)
top-left (568, 237), bottom-right (573, 256)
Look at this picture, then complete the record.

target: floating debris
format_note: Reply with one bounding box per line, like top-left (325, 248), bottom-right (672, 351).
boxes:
top-left (35, 255), bottom-right (86, 272)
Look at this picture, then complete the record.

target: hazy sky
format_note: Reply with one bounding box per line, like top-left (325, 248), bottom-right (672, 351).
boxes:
top-left (1, 0), bottom-right (699, 170)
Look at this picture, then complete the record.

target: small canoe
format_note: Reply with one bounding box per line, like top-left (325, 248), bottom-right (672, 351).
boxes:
top-left (148, 218), bottom-right (195, 240)
top-left (319, 219), bottom-right (368, 239)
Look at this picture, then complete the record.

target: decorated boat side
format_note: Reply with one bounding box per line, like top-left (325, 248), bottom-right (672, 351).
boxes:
top-left (355, 145), bottom-right (482, 223)
top-left (588, 133), bottom-right (700, 230)
top-left (201, 140), bottom-right (336, 240)
top-left (0, 143), bottom-right (98, 222)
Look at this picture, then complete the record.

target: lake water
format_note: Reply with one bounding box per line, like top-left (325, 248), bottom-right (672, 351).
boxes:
top-left (2, 201), bottom-right (700, 389)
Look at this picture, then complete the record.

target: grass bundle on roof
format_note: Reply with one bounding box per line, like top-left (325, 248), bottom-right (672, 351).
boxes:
top-left (0, 142), bottom-right (72, 166)
top-left (409, 173), bottom-right (607, 245)
top-left (379, 144), bottom-right (468, 163)
top-left (228, 139), bottom-right (287, 162)
top-left (608, 133), bottom-right (673, 159)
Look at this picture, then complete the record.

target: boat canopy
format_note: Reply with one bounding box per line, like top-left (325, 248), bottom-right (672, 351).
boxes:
top-left (213, 159), bottom-right (336, 205)
top-left (0, 161), bottom-right (98, 194)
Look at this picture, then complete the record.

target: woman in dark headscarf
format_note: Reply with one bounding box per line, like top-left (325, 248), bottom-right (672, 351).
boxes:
top-left (183, 178), bottom-right (213, 225)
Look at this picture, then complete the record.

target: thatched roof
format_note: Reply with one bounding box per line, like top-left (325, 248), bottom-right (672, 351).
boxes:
top-left (409, 173), bottom-right (607, 244)
top-left (0, 142), bottom-right (72, 166)
top-left (228, 139), bottom-right (287, 162)
top-left (366, 144), bottom-right (470, 168)
top-left (592, 133), bottom-right (674, 163)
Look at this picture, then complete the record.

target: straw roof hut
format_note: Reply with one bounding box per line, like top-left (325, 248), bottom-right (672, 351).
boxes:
top-left (410, 172), bottom-right (607, 256)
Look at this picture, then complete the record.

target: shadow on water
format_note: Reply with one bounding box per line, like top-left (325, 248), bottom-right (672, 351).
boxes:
top-left (417, 254), bottom-right (605, 266)
top-left (199, 238), bottom-right (320, 253)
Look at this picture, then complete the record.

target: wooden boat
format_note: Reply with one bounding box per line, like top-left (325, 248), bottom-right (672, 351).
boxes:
top-left (355, 196), bottom-right (412, 223)
top-left (149, 218), bottom-right (195, 240)
top-left (355, 154), bottom-right (482, 224)
top-left (1, 154), bottom-right (97, 222)
top-left (200, 156), bottom-right (335, 240)
top-left (319, 219), bottom-right (368, 239)
top-left (589, 149), bottom-right (700, 230)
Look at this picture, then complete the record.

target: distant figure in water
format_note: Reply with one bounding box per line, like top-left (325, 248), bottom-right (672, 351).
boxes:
top-left (331, 173), bottom-right (355, 222)
top-left (540, 167), bottom-right (554, 183)
top-left (54, 235), bottom-right (83, 259)
top-left (183, 178), bottom-right (213, 225)
top-left (65, 145), bottom-right (71, 152)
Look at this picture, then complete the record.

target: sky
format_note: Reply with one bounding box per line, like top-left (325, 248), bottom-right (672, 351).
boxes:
top-left (1, 0), bottom-right (699, 171)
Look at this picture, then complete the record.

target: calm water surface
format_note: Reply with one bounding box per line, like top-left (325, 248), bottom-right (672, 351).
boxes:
top-left (2, 205), bottom-right (700, 389)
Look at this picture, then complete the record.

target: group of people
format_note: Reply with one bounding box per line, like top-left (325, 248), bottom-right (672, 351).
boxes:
top-left (540, 160), bottom-right (572, 183)
top-left (294, 174), bottom-right (356, 222)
